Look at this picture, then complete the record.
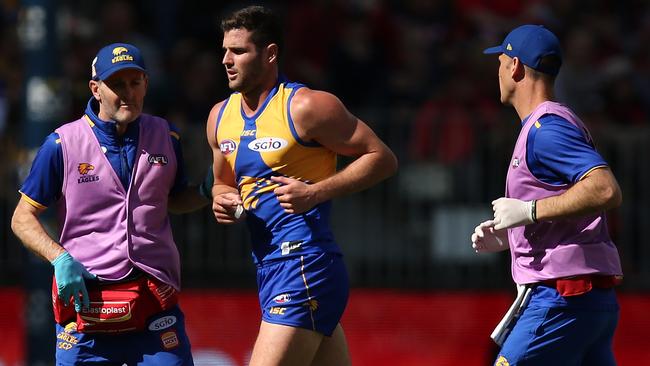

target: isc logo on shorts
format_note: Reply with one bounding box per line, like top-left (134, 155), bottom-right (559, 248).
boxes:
top-left (269, 307), bottom-right (286, 315)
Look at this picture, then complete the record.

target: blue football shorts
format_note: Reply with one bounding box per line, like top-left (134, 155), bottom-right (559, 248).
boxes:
top-left (256, 252), bottom-right (349, 336)
top-left (495, 286), bottom-right (619, 366)
top-left (55, 305), bottom-right (193, 365)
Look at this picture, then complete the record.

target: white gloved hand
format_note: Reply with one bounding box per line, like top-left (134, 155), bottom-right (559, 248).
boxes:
top-left (471, 220), bottom-right (509, 253)
top-left (492, 197), bottom-right (534, 230)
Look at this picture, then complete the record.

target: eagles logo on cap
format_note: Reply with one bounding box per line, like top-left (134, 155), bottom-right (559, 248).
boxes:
top-left (112, 47), bottom-right (128, 56)
top-left (483, 25), bottom-right (563, 76)
top-left (91, 43), bottom-right (146, 81)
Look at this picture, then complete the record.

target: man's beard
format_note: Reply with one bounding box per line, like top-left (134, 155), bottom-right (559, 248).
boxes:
top-left (230, 59), bottom-right (264, 93)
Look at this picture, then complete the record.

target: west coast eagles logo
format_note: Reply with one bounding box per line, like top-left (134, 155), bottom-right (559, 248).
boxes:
top-left (111, 46), bottom-right (134, 63)
top-left (112, 47), bottom-right (128, 56)
top-left (77, 163), bottom-right (100, 184)
top-left (78, 163), bottom-right (94, 175)
top-left (56, 322), bottom-right (79, 351)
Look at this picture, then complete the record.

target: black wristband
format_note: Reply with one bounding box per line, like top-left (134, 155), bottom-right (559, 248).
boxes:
top-left (531, 199), bottom-right (538, 223)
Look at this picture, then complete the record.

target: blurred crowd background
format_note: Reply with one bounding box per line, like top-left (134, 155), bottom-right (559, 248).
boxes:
top-left (2, 0), bottom-right (650, 290)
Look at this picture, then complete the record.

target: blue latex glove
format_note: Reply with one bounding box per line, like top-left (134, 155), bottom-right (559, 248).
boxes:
top-left (51, 252), bottom-right (97, 312)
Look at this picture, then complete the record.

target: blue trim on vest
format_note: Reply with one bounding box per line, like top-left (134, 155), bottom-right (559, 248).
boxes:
top-left (215, 95), bottom-right (231, 137)
top-left (286, 85), bottom-right (321, 147)
top-left (240, 83), bottom-right (280, 124)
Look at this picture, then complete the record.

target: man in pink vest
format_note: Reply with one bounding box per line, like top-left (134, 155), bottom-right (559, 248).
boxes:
top-left (11, 43), bottom-right (209, 365)
top-left (473, 25), bottom-right (623, 365)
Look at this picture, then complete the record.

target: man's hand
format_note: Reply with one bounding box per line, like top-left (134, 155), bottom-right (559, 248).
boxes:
top-left (52, 252), bottom-right (96, 312)
top-left (213, 192), bottom-right (246, 224)
top-left (271, 176), bottom-right (318, 214)
top-left (492, 197), bottom-right (534, 230)
top-left (471, 220), bottom-right (509, 253)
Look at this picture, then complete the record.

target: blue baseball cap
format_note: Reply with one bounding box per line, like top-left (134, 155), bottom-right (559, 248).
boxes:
top-left (91, 43), bottom-right (146, 81)
top-left (483, 25), bottom-right (562, 75)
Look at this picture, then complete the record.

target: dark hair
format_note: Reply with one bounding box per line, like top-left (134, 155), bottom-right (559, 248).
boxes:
top-left (530, 54), bottom-right (562, 81)
top-left (221, 6), bottom-right (283, 54)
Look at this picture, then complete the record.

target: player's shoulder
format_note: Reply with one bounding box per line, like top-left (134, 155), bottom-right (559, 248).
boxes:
top-left (210, 99), bottom-right (228, 113)
top-left (292, 86), bottom-right (337, 103)
top-left (531, 113), bottom-right (593, 155)
top-left (291, 87), bottom-right (344, 119)
top-left (42, 131), bottom-right (62, 149)
top-left (166, 121), bottom-right (181, 141)
top-left (29, 131), bottom-right (63, 166)
top-left (208, 98), bottom-right (231, 120)
top-left (538, 113), bottom-right (572, 127)
top-left (45, 131), bottom-right (61, 143)
top-left (534, 113), bottom-right (585, 139)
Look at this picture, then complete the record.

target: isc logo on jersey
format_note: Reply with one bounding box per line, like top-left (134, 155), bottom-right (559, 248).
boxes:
top-left (248, 137), bottom-right (288, 152)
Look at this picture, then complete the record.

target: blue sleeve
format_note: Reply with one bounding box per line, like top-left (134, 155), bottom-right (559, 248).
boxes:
top-left (526, 115), bottom-right (607, 185)
top-left (19, 133), bottom-right (64, 208)
top-left (168, 122), bottom-right (189, 195)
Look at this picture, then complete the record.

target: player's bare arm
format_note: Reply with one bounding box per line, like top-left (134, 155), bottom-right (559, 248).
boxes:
top-left (491, 166), bottom-right (622, 230)
top-left (536, 166), bottom-right (622, 222)
top-left (271, 88), bottom-right (398, 214)
top-left (11, 198), bottom-right (65, 262)
top-left (206, 101), bottom-right (244, 223)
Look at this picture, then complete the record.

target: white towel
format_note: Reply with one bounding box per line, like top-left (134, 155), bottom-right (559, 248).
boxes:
top-left (491, 284), bottom-right (533, 346)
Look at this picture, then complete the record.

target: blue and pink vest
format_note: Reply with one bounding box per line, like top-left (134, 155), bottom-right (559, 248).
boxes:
top-left (55, 115), bottom-right (181, 290)
top-left (506, 101), bottom-right (622, 284)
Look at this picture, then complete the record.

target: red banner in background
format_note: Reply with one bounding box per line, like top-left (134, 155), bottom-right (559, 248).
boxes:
top-left (181, 291), bottom-right (259, 365)
top-left (342, 290), bottom-right (507, 365)
top-left (181, 290), bottom-right (650, 366)
top-left (0, 288), bottom-right (25, 366)
top-left (2, 289), bottom-right (649, 365)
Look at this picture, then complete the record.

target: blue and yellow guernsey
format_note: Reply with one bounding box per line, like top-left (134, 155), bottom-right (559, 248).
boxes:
top-left (215, 80), bottom-right (341, 264)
